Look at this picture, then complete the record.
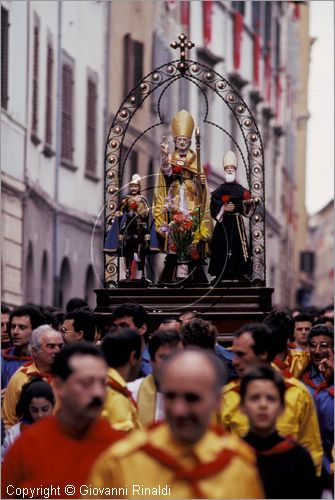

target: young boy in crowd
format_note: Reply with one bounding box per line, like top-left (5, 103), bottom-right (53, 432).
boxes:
top-left (240, 364), bottom-right (320, 499)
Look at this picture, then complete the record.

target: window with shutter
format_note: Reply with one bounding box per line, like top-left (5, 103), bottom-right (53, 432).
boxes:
top-left (61, 53), bottom-right (74, 164)
top-left (130, 150), bottom-right (138, 177)
top-left (85, 74), bottom-right (97, 176)
top-left (264, 2), bottom-right (272, 50)
top-left (133, 41), bottom-right (143, 93)
top-left (123, 34), bottom-right (133, 97)
top-left (1, 7), bottom-right (9, 110)
top-left (45, 41), bottom-right (54, 148)
top-left (252, 2), bottom-right (261, 32)
top-left (123, 34), bottom-right (144, 100)
top-left (232, 1), bottom-right (245, 16)
top-left (275, 20), bottom-right (281, 69)
top-left (31, 14), bottom-right (40, 141)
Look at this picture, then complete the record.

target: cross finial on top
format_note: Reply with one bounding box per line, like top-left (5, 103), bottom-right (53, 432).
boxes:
top-left (170, 33), bottom-right (195, 64)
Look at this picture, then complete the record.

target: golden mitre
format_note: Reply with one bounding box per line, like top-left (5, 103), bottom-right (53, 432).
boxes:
top-left (171, 110), bottom-right (194, 138)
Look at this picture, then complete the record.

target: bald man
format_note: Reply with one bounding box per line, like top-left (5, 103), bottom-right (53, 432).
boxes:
top-left (86, 349), bottom-right (264, 499)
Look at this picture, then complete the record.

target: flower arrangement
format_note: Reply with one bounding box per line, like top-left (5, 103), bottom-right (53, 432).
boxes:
top-left (160, 197), bottom-right (210, 261)
top-left (129, 201), bottom-right (138, 211)
top-left (172, 163), bottom-right (183, 175)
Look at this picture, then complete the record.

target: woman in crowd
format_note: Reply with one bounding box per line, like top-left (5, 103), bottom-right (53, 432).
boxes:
top-left (2, 377), bottom-right (55, 460)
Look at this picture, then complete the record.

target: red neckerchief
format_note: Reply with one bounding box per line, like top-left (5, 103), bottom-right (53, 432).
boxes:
top-left (326, 386), bottom-right (334, 398)
top-left (287, 341), bottom-right (297, 349)
top-left (255, 437), bottom-right (296, 456)
top-left (2, 348), bottom-right (32, 362)
top-left (20, 362), bottom-right (53, 385)
top-left (273, 358), bottom-right (294, 379)
top-left (139, 425), bottom-right (235, 498)
top-left (302, 371), bottom-right (329, 396)
top-left (230, 379), bottom-right (241, 393)
top-left (107, 378), bottom-right (138, 410)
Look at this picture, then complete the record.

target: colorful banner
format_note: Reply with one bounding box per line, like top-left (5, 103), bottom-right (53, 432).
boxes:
top-left (181, 1), bottom-right (190, 28)
top-left (275, 71), bottom-right (282, 119)
top-left (203, 0), bottom-right (213, 46)
top-left (253, 32), bottom-right (261, 86)
top-left (233, 11), bottom-right (244, 70)
top-left (264, 45), bottom-right (272, 102)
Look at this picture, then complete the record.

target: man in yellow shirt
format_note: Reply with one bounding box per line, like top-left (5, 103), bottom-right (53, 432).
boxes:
top-left (100, 327), bottom-right (142, 431)
top-left (87, 349), bottom-right (264, 499)
top-left (110, 303), bottom-right (151, 377)
top-left (2, 325), bottom-right (63, 428)
top-left (292, 313), bottom-right (313, 351)
top-left (127, 329), bottom-right (183, 426)
top-left (218, 322), bottom-right (323, 475)
top-left (264, 310), bottom-right (310, 378)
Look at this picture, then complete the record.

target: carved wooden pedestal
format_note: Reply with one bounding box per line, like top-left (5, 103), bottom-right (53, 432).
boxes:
top-left (95, 282), bottom-right (273, 344)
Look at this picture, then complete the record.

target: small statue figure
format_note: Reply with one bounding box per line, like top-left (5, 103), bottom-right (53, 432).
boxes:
top-left (153, 109), bottom-right (212, 283)
top-left (104, 174), bottom-right (159, 282)
top-left (208, 151), bottom-right (259, 283)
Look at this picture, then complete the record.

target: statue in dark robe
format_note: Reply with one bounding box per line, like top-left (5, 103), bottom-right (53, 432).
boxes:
top-left (208, 151), bottom-right (258, 282)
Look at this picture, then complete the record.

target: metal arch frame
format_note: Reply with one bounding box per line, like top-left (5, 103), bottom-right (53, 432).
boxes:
top-left (104, 59), bottom-right (266, 287)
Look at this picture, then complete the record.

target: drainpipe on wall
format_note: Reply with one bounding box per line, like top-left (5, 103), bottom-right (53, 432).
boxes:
top-left (102, 1), bottom-right (112, 287)
top-left (52, 0), bottom-right (62, 307)
top-left (104, 1), bottom-right (111, 138)
top-left (22, 1), bottom-right (31, 304)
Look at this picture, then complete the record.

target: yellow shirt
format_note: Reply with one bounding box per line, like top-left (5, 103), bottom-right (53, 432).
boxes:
top-left (285, 349), bottom-right (310, 379)
top-left (219, 376), bottom-right (323, 475)
top-left (102, 368), bottom-right (142, 432)
top-left (153, 151), bottom-right (212, 250)
top-left (128, 374), bottom-right (161, 427)
top-left (86, 422), bottom-right (264, 499)
top-left (2, 361), bottom-right (54, 428)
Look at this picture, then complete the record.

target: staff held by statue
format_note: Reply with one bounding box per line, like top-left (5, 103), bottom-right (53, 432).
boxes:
top-left (195, 127), bottom-right (205, 260)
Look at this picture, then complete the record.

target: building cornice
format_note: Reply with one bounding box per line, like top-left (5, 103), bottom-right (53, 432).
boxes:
top-left (265, 208), bottom-right (282, 235)
top-left (25, 179), bottom-right (103, 232)
top-left (1, 111), bottom-right (26, 134)
top-left (1, 172), bottom-right (26, 196)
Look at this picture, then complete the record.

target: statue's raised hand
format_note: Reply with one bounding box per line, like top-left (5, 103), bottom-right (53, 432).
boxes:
top-left (160, 136), bottom-right (169, 157)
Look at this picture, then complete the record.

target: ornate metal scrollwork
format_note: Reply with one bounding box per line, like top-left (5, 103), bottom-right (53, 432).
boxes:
top-left (104, 35), bottom-right (266, 287)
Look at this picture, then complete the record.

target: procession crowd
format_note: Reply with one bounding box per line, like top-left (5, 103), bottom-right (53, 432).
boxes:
top-left (0, 299), bottom-right (333, 499)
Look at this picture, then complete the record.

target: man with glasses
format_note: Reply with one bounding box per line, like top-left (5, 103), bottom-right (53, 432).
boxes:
top-left (61, 309), bottom-right (96, 344)
top-left (302, 325), bottom-right (334, 491)
top-left (2, 325), bottom-right (63, 428)
top-left (302, 325), bottom-right (334, 393)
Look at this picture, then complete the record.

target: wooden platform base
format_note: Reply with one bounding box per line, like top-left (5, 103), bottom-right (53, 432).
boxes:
top-left (95, 282), bottom-right (273, 343)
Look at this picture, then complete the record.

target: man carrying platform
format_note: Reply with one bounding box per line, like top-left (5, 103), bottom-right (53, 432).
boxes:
top-left (86, 349), bottom-right (264, 499)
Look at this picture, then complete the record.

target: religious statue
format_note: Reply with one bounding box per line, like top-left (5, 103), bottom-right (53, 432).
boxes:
top-left (104, 174), bottom-right (159, 282)
top-left (208, 151), bottom-right (259, 283)
top-left (153, 110), bottom-right (212, 284)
